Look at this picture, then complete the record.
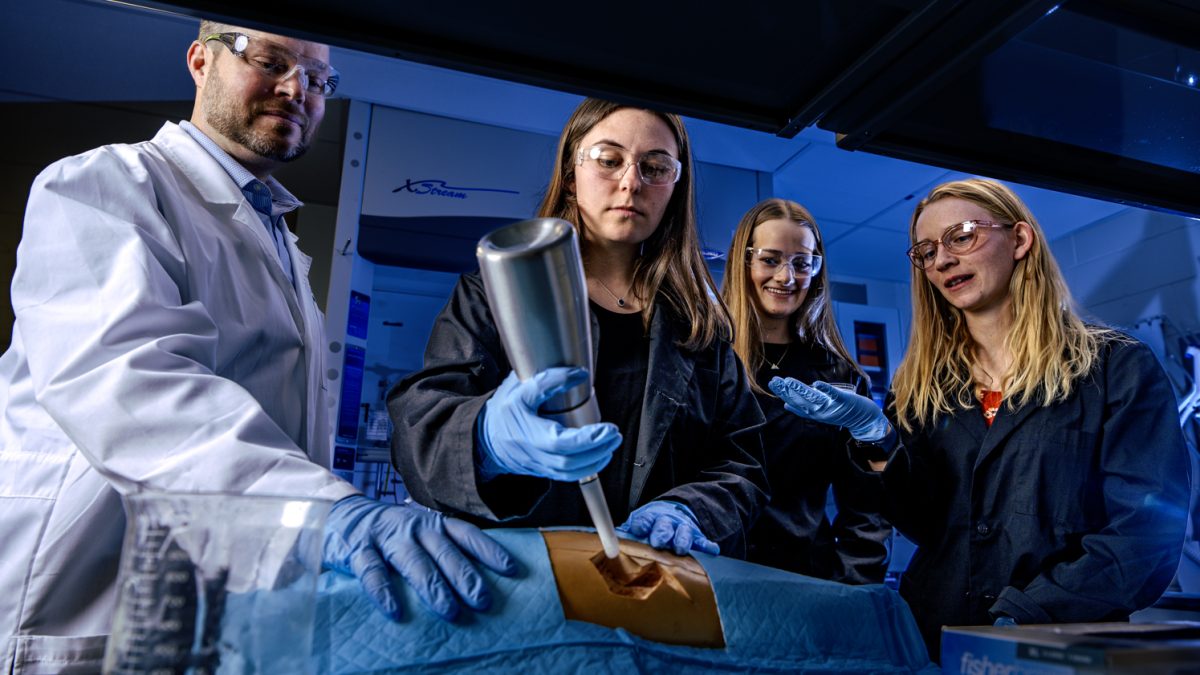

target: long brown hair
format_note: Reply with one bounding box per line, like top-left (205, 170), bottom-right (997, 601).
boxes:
top-left (721, 198), bottom-right (862, 392)
top-left (891, 178), bottom-right (1118, 431)
top-left (537, 98), bottom-right (729, 350)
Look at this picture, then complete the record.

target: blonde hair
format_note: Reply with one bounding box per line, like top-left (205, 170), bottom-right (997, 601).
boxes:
top-left (721, 198), bottom-right (862, 393)
top-left (891, 178), bottom-right (1118, 431)
top-left (538, 98), bottom-right (729, 350)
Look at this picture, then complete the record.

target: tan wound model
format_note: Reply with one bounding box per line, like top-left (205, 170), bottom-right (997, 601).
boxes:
top-left (541, 531), bottom-right (725, 648)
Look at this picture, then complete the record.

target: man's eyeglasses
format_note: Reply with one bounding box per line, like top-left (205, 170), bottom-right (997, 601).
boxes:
top-left (907, 220), bottom-right (1013, 269)
top-left (203, 32), bottom-right (339, 98)
top-left (746, 248), bottom-right (823, 277)
top-left (576, 144), bottom-right (681, 186)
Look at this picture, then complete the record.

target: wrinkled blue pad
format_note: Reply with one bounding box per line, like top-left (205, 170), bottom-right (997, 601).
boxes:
top-left (313, 528), bottom-right (935, 673)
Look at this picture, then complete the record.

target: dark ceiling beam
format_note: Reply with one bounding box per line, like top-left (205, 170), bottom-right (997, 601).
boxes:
top-left (778, 0), bottom-right (965, 138)
top-left (856, 127), bottom-right (1200, 216)
top-left (102, 0), bottom-right (796, 133)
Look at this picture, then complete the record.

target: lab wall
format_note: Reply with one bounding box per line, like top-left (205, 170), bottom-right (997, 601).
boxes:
top-left (1053, 208), bottom-right (1200, 334)
top-left (294, 204), bottom-right (339, 312)
top-left (364, 265), bottom-right (460, 383)
top-left (694, 161), bottom-right (767, 255)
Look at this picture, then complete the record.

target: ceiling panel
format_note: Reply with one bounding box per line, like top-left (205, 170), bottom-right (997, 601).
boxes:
top-left (809, 218), bottom-right (859, 244)
top-left (856, 195), bottom-right (927, 234)
top-left (824, 226), bottom-right (914, 282)
top-left (121, 0), bottom-right (918, 134)
top-left (774, 143), bottom-right (951, 224)
top-left (685, 120), bottom-right (810, 173)
top-left (1, 0), bottom-right (195, 102)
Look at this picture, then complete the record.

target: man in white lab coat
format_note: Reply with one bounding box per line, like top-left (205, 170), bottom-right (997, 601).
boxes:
top-left (0, 21), bottom-right (515, 673)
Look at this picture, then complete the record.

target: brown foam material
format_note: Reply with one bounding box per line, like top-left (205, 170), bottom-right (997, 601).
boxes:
top-left (541, 530), bottom-right (725, 648)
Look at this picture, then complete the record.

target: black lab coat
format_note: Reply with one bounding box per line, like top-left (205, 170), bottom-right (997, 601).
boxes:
top-left (747, 341), bottom-right (892, 584)
top-left (880, 337), bottom-right (1189, 659)
top-left (388, 272), bottom-right (769, 558)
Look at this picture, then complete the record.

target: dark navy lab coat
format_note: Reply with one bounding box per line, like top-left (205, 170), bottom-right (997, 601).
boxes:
top-left (388, 272), bottom-right (769, 558)
top-left (880, 336), bottom-right (1189, 658)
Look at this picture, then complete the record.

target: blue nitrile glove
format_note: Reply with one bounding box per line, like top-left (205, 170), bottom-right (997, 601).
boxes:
top-left (994, 616), bottom-right (1018, 627)
top-left (768, 377), bottom-right (891, 442)
top-left (477, 367), bottom-right (622, 481)
top-left (618, 501), bottom-right (720, 557)
top-left (322, 495), bottom-right (518, 622)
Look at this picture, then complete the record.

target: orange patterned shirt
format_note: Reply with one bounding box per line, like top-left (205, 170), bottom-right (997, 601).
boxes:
top-left (980, 390), bottom-right (1003, 426)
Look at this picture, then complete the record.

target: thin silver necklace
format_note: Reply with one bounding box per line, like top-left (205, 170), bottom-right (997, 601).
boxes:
top-left (764, 342), bottom-right (791, 370)
top-left (594, 277), bottom-right (631, 308)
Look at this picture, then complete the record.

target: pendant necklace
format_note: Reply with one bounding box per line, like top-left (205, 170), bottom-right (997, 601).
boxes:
top-left (764, 343), bottom-right (791, 370)
top-left (595, 277), bottom-right (631, 308)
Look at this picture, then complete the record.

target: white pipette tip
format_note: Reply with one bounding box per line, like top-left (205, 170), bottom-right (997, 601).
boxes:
top-left (596, 521), bottom-right (621, 559)
top-left (579, 474), bottom-right (621, 559)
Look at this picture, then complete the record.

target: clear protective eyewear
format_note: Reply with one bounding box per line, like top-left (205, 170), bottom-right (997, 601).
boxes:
top-left (746, 247), bottom-right (823, 277)
top-left (576, 144), bottom-right (682, 186)
top-left (203, 32), bottom-right (339, 97)
top-left (907, 219), bottom-right (1013, 269)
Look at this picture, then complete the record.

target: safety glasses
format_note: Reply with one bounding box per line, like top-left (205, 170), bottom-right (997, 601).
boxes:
top-left (204, 32), bottom-right (339, 97)
top-left (576, 144), bottom-right (681, 186)
top-left (907, 220), bottom-right (1013, 269)
top-left (746, 247), bottom-right (823, 277)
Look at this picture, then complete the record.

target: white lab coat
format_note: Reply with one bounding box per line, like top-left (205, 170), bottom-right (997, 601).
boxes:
top-left (0, 122), bottom-right (357, 674)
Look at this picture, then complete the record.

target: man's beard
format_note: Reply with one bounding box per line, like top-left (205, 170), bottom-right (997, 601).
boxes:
top-left (202, 65), bottom-right (312, 163)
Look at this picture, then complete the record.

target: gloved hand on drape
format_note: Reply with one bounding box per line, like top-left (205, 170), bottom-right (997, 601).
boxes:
top-left (322, 495), bottom-right (518, 622)
top-left (477, 367), bottom-right (621, 481)
top-left (618, 500), bottom-right (720, 556)
top-left (768, 377), bottom-right (891, 442)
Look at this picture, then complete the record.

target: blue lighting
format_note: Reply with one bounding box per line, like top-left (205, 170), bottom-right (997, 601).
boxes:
top-left (1189, 74), bottom-right (1197, 87)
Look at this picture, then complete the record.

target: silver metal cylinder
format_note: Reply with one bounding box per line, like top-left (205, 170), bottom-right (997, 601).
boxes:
top-left (476, 217), bottom-right (599, 425)
top-left (476, 217), bottom-right (619, 558)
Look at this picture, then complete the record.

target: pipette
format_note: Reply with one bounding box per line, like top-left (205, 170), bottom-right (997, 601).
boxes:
top-left (477, 218), bottom-right (622, 559)
top-left (581, 474), bottom-right (620, 558)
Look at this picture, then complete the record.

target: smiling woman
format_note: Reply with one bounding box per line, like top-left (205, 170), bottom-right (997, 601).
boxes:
top-left (720, 197), bottom-right (891, 584)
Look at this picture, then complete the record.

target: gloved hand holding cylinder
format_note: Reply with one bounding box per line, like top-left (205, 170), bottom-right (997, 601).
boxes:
top-left (476, 217), bottom-right (622, 558)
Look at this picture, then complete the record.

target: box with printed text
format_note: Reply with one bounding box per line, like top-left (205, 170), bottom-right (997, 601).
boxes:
top-left (941, 622), bottom-right (1200, 674)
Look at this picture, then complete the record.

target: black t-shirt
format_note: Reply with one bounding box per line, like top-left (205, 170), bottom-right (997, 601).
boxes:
top-left (590, 302), bottom-right (649, 520)
top-left (754, 341), bottom-right (861, 393)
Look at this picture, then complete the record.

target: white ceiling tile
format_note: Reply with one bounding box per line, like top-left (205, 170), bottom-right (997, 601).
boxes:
top-left (858, 196), bottom-right (923, 233)
top-left (824, 227), bottom-right (913, 282)
top-left (811, 218), bottom-right (856, 242)
top-left (684, 118), bottom-right (810, 172)
top-left (773, 144), bottom-right (951, 224)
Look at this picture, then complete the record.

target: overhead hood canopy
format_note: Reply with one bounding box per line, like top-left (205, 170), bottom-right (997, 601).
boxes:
top-left (127, 0), bottom-right (1200, 216)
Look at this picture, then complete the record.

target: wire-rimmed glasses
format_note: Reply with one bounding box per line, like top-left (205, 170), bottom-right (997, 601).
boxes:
top-left (907, 220), bottom-right (1013, 269)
